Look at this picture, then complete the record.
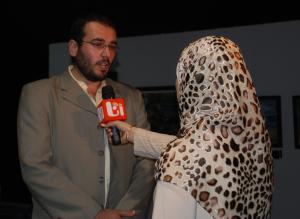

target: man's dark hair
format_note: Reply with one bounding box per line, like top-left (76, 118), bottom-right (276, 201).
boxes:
top-left (68, 13), bottom-right (117, 44)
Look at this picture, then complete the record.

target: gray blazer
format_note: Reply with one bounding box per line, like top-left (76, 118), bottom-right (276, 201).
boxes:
top-left (17, 71), bottom-right (155, 219)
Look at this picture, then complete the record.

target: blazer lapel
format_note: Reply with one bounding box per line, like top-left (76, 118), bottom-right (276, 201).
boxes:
top-left (58, 71), bottom-right (97, 115)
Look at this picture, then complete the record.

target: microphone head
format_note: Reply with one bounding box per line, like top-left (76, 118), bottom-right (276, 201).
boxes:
top-left (102, 85), bottom-right (115, 99)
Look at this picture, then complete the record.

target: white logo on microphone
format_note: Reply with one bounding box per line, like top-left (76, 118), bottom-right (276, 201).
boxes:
top-left (106, 102), bottom-right (125, 117)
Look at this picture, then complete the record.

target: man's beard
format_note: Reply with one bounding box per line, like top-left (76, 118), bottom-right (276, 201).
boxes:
top-left (74, 52), bottom-right (110, 82)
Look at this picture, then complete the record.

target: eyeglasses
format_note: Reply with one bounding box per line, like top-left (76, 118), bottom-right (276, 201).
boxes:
top-left (81, 40), bottom-right (118, 53)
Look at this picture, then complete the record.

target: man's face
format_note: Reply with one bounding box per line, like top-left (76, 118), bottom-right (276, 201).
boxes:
top-left (73, 21), bottom-right (117, 81)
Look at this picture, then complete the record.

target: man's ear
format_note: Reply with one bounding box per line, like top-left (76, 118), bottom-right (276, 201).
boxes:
top-left (68, 39), bottom-right (78, 57)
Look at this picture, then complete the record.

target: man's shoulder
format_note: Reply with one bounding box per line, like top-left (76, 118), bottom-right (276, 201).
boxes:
top-left (21, 74), bottom-right (64, 98)
top-left (23, 73), bottom-right (63, 90)
top-left (22, 78), bottom-right (50, 91)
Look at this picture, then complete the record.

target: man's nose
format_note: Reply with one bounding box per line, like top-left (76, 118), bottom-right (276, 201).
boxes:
top-left (101, 45), bottom-right (111, 57)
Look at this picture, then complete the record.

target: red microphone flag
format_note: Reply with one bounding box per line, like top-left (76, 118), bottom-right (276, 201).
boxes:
top-left (97, 98), bottom-right (127, 124)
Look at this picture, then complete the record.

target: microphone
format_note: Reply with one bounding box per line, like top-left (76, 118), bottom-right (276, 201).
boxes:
top-left (97, 85), bottom-right (127, 145)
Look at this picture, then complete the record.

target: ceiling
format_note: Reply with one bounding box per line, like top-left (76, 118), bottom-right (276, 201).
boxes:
top-left (7, 2), bottom-right (300, 44)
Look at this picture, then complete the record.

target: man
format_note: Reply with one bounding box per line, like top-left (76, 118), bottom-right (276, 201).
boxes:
top-left (17, 14), bottom-right (155, 219)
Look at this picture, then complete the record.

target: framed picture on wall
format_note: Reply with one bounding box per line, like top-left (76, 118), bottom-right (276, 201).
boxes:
top-left (140, 86), bottom-right (179, 135)
top-left (140, 89), bottom-right (283, 150)
top-left (293, 96), bottom-right (300, 149)
top-left (258, 96), bottom-right (283, 148)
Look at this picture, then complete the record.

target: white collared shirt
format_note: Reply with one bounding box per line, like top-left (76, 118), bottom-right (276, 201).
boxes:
top-left (68, 65), bottom-right (110, 206)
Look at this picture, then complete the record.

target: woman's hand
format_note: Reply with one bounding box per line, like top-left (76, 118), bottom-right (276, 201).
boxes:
top-left (95, 208), bottom-right (136, 219)
top-left (101, 121), bottom-right (134, 144)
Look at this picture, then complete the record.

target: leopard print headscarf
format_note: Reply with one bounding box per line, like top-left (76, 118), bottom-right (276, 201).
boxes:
top-left (155, 36), bottom-right (273, 219)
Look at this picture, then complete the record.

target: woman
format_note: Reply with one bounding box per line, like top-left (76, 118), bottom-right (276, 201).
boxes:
top-left (104, 36), bottom-right (273, 219)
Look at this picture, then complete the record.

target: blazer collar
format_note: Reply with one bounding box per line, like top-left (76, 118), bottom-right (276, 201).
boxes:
top-left (58, 71), bottom-right (97, 115)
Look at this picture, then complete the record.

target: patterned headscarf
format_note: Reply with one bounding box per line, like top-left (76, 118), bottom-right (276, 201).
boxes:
top-left (155, 36), bottom-right (273, 219)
